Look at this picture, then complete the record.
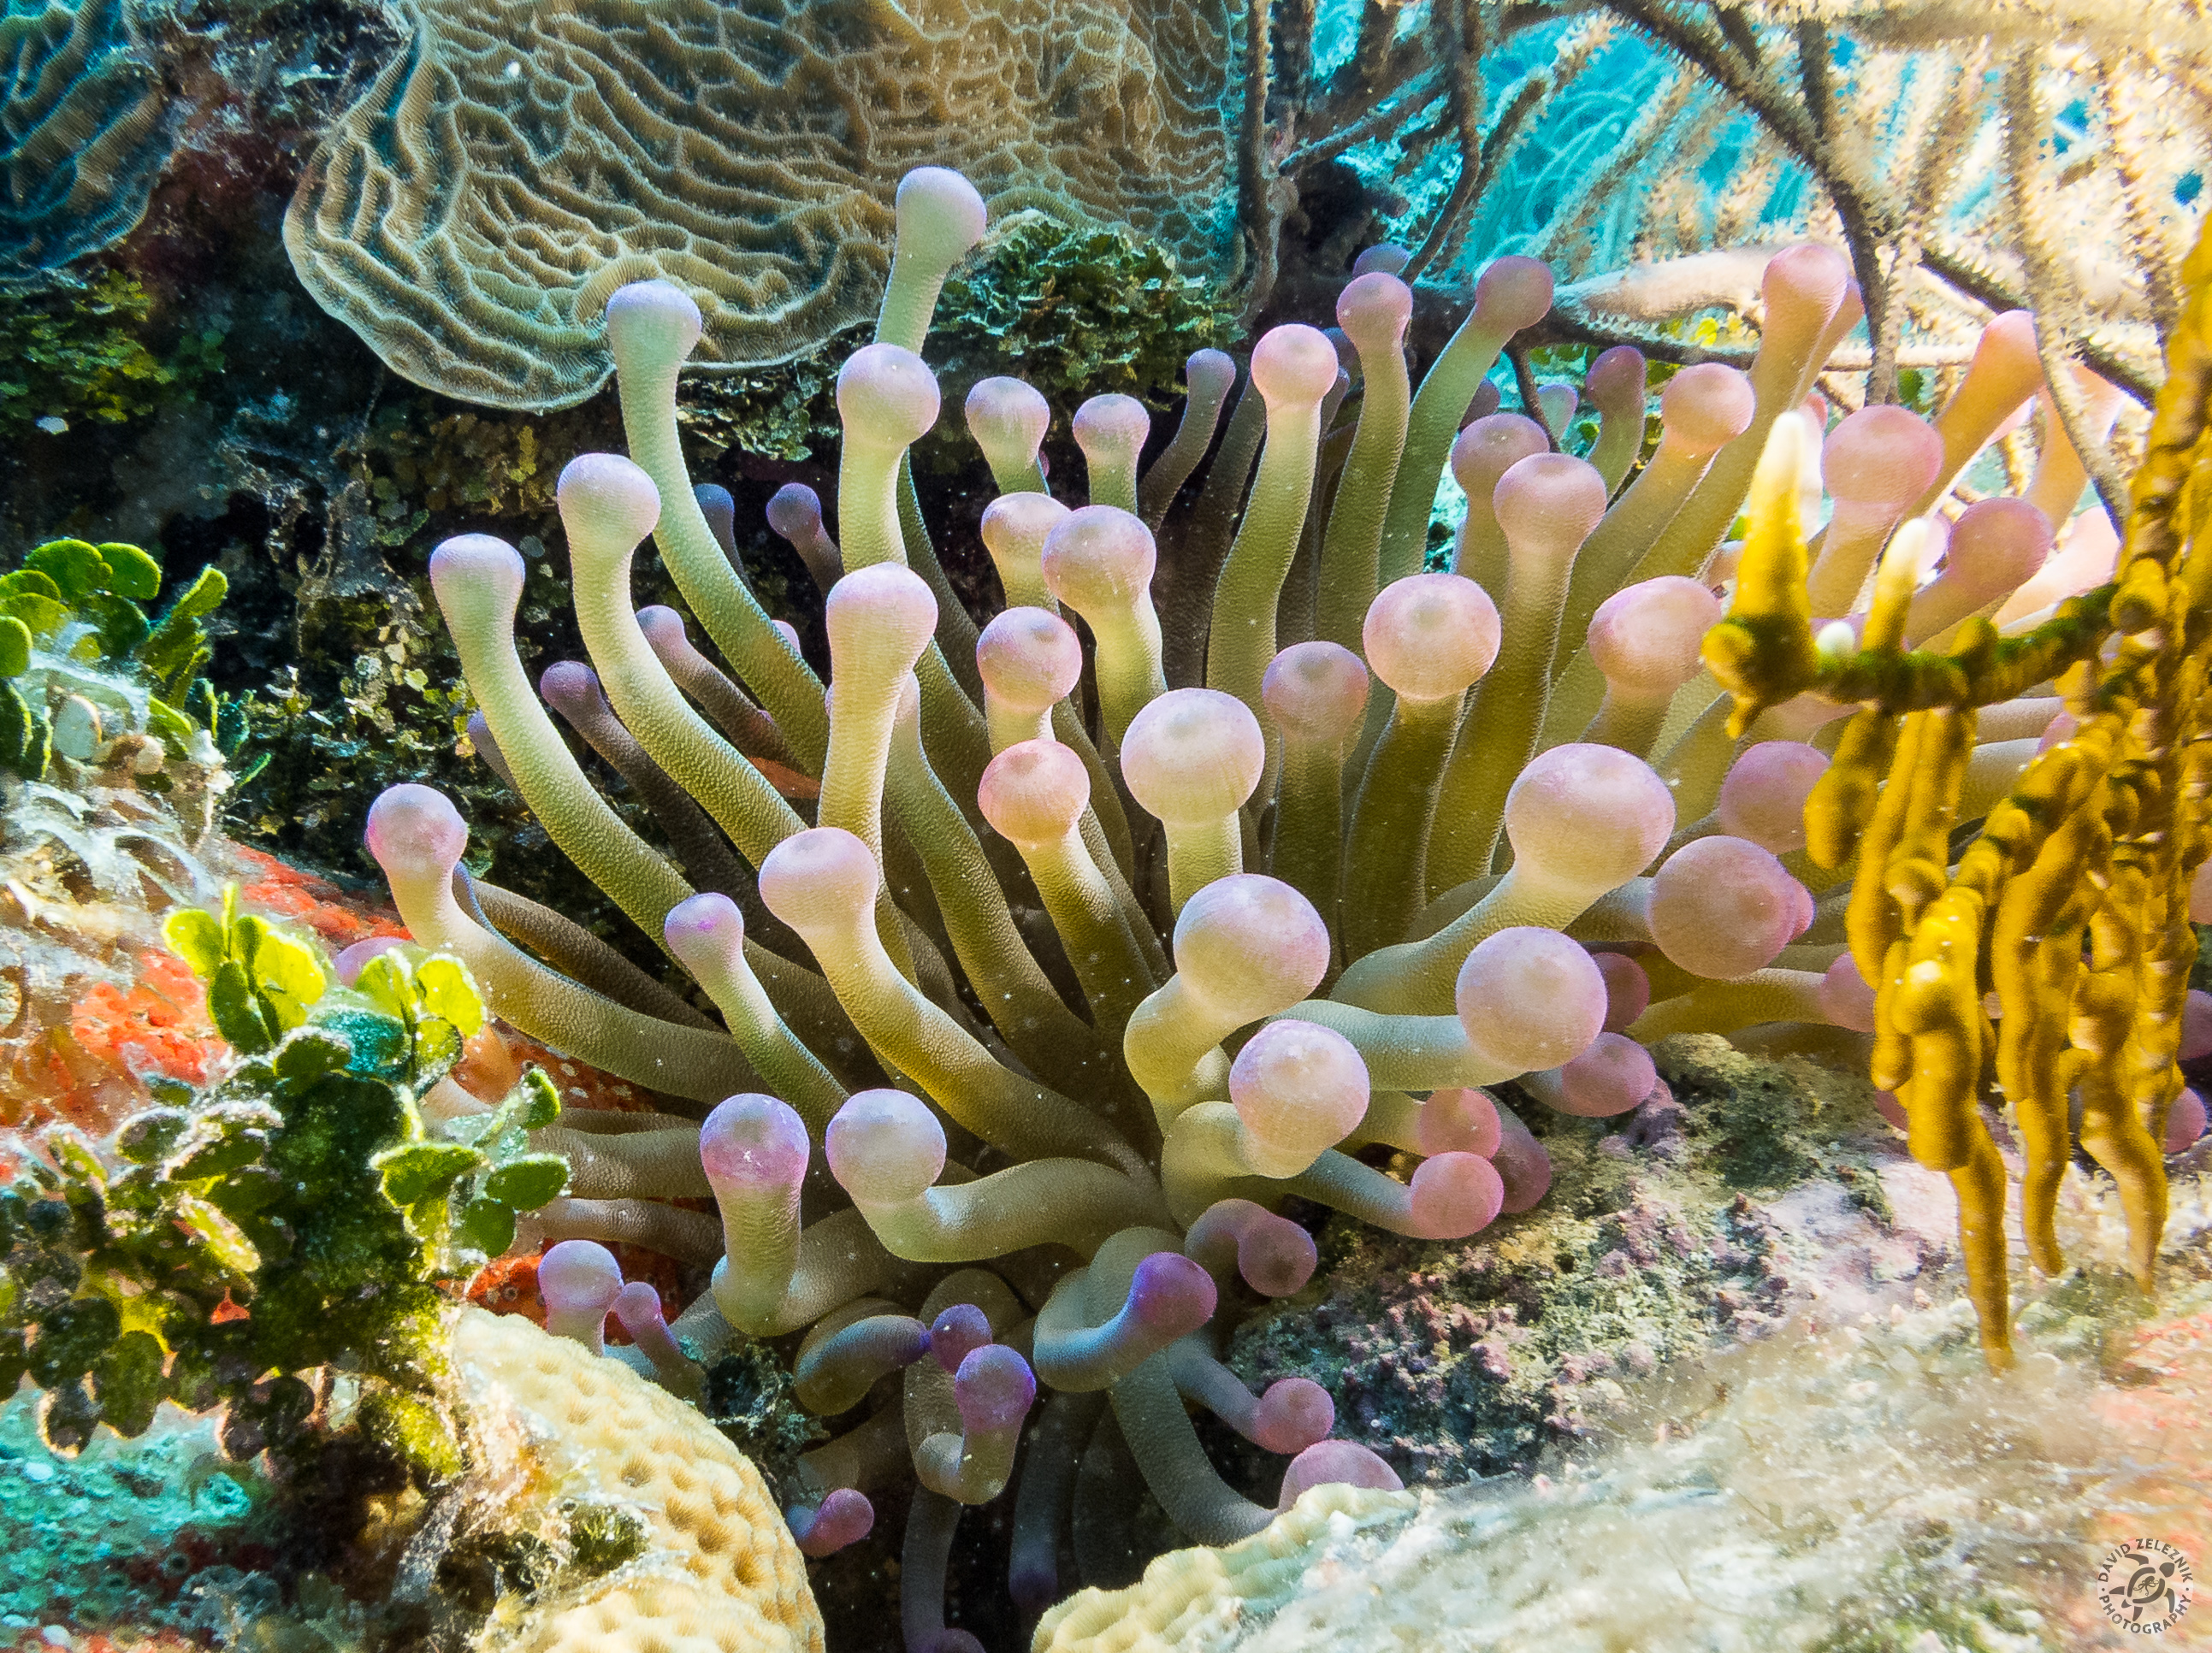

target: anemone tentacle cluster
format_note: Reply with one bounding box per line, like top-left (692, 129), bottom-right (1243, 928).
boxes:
top-left (361, 163), bottom-right (2179, 1630)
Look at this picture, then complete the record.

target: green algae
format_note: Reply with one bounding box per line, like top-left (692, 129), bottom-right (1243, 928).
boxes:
top-left (0, 270), bottom-right (225, 440)
top-left (3, 917), bottom-right (567, 1487)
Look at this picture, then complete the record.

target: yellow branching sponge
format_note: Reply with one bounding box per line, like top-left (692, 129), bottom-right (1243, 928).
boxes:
top-left (1704, 213), bottom-right (2212, 1370)
top-left (1032, 1482), bottom-right (1417, 1653)
top-left (452, 1306), bottom-right (825, 1653)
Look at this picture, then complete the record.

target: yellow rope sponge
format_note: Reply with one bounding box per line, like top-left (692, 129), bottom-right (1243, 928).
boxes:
top-left (452, 1306), bottom-right (825, 1653)
top-left (1703, 211), bottom-right (2212, 1369)
top-left (1031, 1483), bottom-right (1416, 1652)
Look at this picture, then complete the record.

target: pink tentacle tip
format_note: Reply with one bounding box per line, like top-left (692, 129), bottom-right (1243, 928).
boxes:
top-left (1408, 1152), bottom-right (1506, 1239)
top-left (977, 608), bottom-right (1082, 709)
top-left (1262, 641), bottom-right (1369, 745)
top-left (1648, 836), bottom-right (1809, 980)
top-left (1363, 573), bottom-right (1500, 703)
top-left (1819, 953), bottom-right (1878, 1033)
top-left (2180, 989), bottom-right (2212, 1062)
top-left (955, 1345), bottom-right (1037, 1434)
top-left (555, 452), bottom-right (662, 546)
top-left (1418, 1088), bottom-right (1504, 1159)
top-left (765, 482), bottom-right (825, 542)
top-left (1658, 363), bottom-right (1755, 453)
top-left (1717, 741), bottom-right (1830, 854)
top-left (1169, 875), bottom-right (1331, 1021)
top-left (604, 278), bottom-right (703, 351)
top-left (1073, 393), bottom-right (1150, 454)
top-left (1873, 1090), bottom-right (1907, 1131)
top-left (1186, 1199), bottom-right (1318, 1297)
top-left (612, 1278), bottom-right (667, 1334)
top-left (428, 533), bottom-right (526, 605)
top-left (929, 1303), bottom-right (992, 1375)
top-left (1251, 1379), bottom-right (1335, 1455)
top-left (1491, 1101), bottom-right (1553, 1215)
top-left (663, 891), bottom-right (745, 971)
top-left (1278, 1440), bottom-right (1404, 1509)
top-left (1455, 926), bottom-right (1608, 1075)
top-left (1492, 452), bottom-right (1609, 557)
top-left (1334, 271), bottom-right (1413, 352)
top-left (537, 659), bottom-right (605, 716)
top-left (825, 1089), bottom-right (944, 1207)
top-left (1352, 244), bottom-right (1411, 276)
top-left (1587, 577), bottom-right (1721, 699)
top-left (837, 342), bottom-right (941, 445)
top-left (1545, 1033), bottom-right (1659, 1119)
top-left (1943, 497), bottom-right (2053, 596)
top-left (894, 165), bottom-right (988, 251)
top-left (966, 377), bottom-right (1051, 454)
top-left (700, 1095), bottom-right (810, 1194)
top-left (1184, 347), bottom-right (1238, 398)
top-left (1041, 505), bottom-right (1158, 609)
top-left (826, 562), bottom-right (938, 660)
top-left (788, 1488), bottom-right (873, 1558)
top-left (979, 740), bottom-right (1089, 849)
top-left (1127, 1252), bottom-right (1218, 1337)
top-left (1760, 243), bottom-right (1853, 329)
top-left (1250, 324), bottom-right (1340, 407)
top-left (2166, 1089), bottom-right (2206, 1154)
top-left (759, 827), bottom-right (879, 932)
top-left (1229, 1019), bottom-right (1368, 1170)
top-left (1500, 744), bottom-right (1675, 890)
top-left (334, 935), bottom-right (406, 989)
top-left (539, 1239), bottom-right (624, 1348)
top-left (1592, 954), bottom-right (1651, 1035)
top-left (1821, 406), bottom-right (1943, 511)
top-left (634, 604), bottom-right (690, 650)
top-left (1584, 345), bottom-right (1647, 415)
top-left (1122, 688), bottom-right (1267, 826)
top-left (364, 785), bottom-right (468, 877)
top-left (1450, 414), bottom-right (1548, 499)
top-left (1472, 254), bottom-right (1554, 334)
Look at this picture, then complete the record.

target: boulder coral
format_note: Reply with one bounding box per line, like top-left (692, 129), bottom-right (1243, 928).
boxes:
top-left (356, 163), bottom-right (2190, 1632)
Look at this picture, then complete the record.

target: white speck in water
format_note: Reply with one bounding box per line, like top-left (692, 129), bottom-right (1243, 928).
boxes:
top-left (34, 416), bottom-right (66, 434)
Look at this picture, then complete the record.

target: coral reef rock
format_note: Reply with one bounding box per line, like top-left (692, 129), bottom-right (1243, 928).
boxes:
top-left (1045, 1165), bottom-right (2212, 1650)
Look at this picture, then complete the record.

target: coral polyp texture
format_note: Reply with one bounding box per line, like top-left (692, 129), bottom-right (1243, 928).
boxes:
top-left (282, 0), bottom-right (1240, 408)
top-left (351, 161), bottom-right (2199, 1634)
top-left (0, 0), bottom-right (174, 280)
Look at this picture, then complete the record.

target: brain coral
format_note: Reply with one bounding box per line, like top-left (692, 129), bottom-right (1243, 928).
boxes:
top-left (454, 1305), bottom-right (825, 1653)
top-left (282, 0), bottom-right (1241, 408)
top-left (0, 0), bottom-right (175, 280)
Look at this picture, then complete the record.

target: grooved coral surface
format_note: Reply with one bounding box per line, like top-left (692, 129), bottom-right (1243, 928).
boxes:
top-left (282, 0), bottom-right (1242, 409)
top-left (1032, 1483), bottom-right (1420, 1652)
top-left (0, 0), bottom-right (174, 280)
top-left (452, 1305), bottom-right (825, 1653)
